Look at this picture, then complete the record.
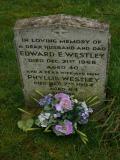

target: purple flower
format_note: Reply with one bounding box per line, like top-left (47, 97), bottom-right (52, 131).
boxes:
top-left (55, 98), bottom-right (73, 112)
top-left (38, 95), bottom-right (52, 106)
top-left (79, 111), bottom-right (89, 124)
top-left (53, 125), bottom-right (64, 136)
top-left (65, 120), bottom-right (73, 135)
top-left (55, 104), bottom-right (62, 111)
top-left (53, 120), bottom-right (73, 136)
top-left (81, 112), bottom-right (89, 119)
top-left (78, 102), bottom-right (93, 124)
top-left (55, 93), bottom-right (70, 100)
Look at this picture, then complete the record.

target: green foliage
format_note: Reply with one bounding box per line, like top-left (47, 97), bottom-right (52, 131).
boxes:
top-left (74, 123), bottom-right (88, 144)
top-left (17, 118), bottom-right (34, 132)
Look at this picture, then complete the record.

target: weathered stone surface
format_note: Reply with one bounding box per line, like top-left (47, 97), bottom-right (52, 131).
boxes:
top-left (14, 14), bottom-right (110, 105)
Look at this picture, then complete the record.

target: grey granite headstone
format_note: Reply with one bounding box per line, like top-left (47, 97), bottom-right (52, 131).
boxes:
top-left (14, 14), bottom-right (110, 105)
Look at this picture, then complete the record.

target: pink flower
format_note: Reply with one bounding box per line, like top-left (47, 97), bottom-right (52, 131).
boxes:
top-left (53, 120), bottom-right (73, 136)
top-left (55, 104), bottom-right (62, 111)
top-left (55, 98), bottom-right (73, 112)
top-left (65, 120), bottom-right (73, 135)
top-left (60, 98), bottom-right (73, 110)
top-left (55, 93), bottom-right (70, 100)
top-left (54, 93), bottom-right (73, 112)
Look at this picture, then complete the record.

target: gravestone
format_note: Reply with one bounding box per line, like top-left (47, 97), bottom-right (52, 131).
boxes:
top-left (14, 14), bottom-right (110, 105)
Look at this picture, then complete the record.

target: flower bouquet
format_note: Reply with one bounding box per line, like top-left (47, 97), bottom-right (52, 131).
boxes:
top-left (18, 91), bottom-right (99, 144)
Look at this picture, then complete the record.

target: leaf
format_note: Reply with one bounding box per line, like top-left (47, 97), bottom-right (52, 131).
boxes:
top-left (44, 105), bottom-right (51, 111)
top-left (87, 96), bottom-right (98, 103)
top-left (26, 119), bottom-right (34, 128)
top-left (44, 129), bottom-right (51, 133)
top-left (18, 108), bottom-right (32, 115)
top-left (86, 96), bottom-right (93, 103)
top-left (31, 97), bottom-right (39, 103)
top-left (35, 119), bottom-right (40, 126)
top-left (86, 96), bottom-right (100, 107)
top-left (77, 130), bottom-right (87, 137)
top-left (74, 127), bottom-right (88, 144)
top-left (89, 101), bottom-right (100, 107)
top-left (44, 125), bottom-right (52, 133)
top-left (26, 128), bottom-right (40, 131)
top-left (79, 133), bottom-right (88, 144)
top-left (17, 118), bottom-right (34, 132)
top-left (74, 123), bottom-right (77, 130)
top-left (17, 121), bottom-right (24, 129)
top-left (35, 89), bottom-right (44, 96)
top-left (81, 137), bottom-right (88, 144)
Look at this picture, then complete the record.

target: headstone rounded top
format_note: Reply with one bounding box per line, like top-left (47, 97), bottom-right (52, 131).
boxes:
top-left (14, 14), bottom-right (110, 105)
top-left (14, 14), bottom-right (109, 31)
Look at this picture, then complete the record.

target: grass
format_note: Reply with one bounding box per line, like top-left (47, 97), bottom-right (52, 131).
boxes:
top-left (0, 0), bottom-right (120, 160)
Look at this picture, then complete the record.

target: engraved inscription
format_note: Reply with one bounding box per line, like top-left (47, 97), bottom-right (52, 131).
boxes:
top-left (14, 15), bottom-right (110, 104)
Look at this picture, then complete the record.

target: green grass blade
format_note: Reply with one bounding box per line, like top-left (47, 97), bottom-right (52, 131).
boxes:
top-left (26, 128), bottom-right (40, 131)
top-left (89, 101), bottom-right (100, 107)
top-left (18, 108), bottom-right (32, 115)
top-left (35, 89), bottom-right (44, 96)
top-left (31, 97), bottom-right (39, 103)
top-left (87, 96), bottom-right (99, 104)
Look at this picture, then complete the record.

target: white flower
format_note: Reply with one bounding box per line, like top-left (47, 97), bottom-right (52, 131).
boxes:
top-left (81, 101), bottom-right (88, 111)
top-left (38, 112), bottom-right (51, 127)
top-left (74, 99), bottom-right (78, 103)
top-left (44, 113), bottom-right (51, 119)
top-left (53, 113), bottom-right (61, 118)
top-left (81, 101), bottom-right (93, 113)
